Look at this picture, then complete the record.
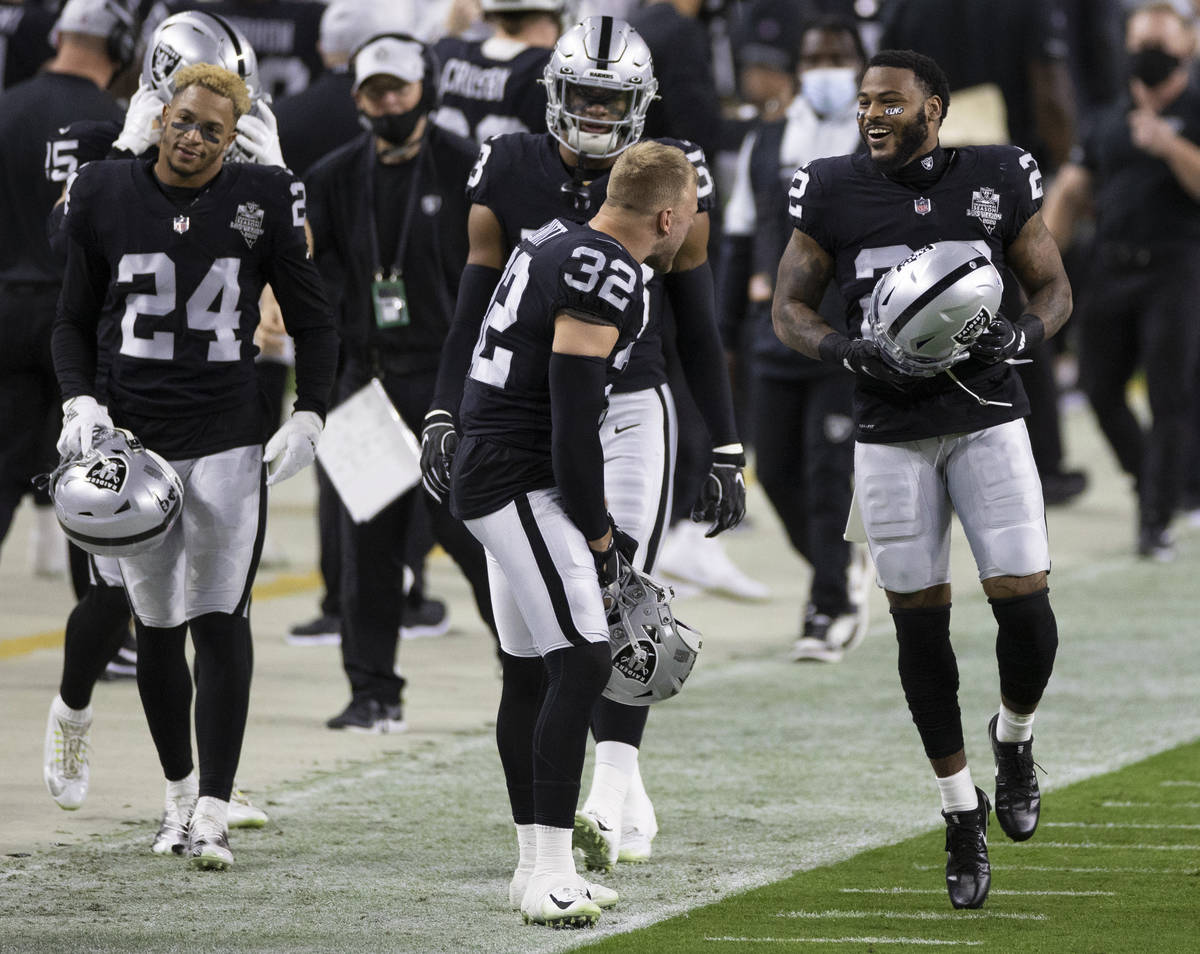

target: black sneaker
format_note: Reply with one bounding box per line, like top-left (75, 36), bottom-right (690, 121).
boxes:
top-left (100, 629), bottom-right (137, 681)
top-left (1137, 525), bottom-right (1175, 562)
top-left (1040, 469), bottom-right (1087, 507)
top-left (286, 614), bottom-right (341, 646)
top-left (325, 697), bottom-right (406, 734)
top-left (942, 787), bottom-right (991, 910)
top-left (989, 713), bottom-right (1041, 842)
top-left (790, 610), bottom-right (843, 663)
top-left (400, 597), bottom-right (449, 640)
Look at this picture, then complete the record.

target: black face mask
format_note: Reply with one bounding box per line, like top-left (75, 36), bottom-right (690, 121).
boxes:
top-left (360, 108), bottom-right (423, 147)
top-left (1130, 45), bottom-right (1182, 87)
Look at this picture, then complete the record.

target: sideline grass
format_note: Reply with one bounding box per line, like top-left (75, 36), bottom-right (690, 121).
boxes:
top-left (578, 738), bottom-right (1200, 953)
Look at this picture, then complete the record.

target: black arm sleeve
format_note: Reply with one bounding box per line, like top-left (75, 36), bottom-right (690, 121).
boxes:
top-left (664, 261), bottom-right (739, 447)
top-left (52, 234), bottom-right (107, 401)
top-left (549, 351), bottom-right (610, 541)
top-left (431, 263), bottom-right (501, 418)
top-left (47, 201), bottom-right (69, 268)
top-left (716, 234), bottom-right (752, 351)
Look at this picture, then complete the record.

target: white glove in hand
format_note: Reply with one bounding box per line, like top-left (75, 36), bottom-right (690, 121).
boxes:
top-left (113, 84), bottom-right (165, 156)
top-left (263, 410), bottom-right (322, 486)
top-left (235, 101), bottom-right (286, 168)
top-left (58, 395), bottom-right (113, 458)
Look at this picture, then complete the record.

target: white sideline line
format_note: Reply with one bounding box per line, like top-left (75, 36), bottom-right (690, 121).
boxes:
top-left (1101, 801), bottom-right (1200, 809)
top-left (913, 863), bottom-right (1195, 875)
top-left (993, 841), bottom-right (1198, 851)
top-left (840, 888), bottom-right (1114, 897)
top-left (1045, 821), bottom-right (1200, 830)
top-left (705, 938), bottom-right (982, 947)
top-left (777, 910), bottom-right (1047, 922)
top-left (1161, 781), bottom-right (1200, 788)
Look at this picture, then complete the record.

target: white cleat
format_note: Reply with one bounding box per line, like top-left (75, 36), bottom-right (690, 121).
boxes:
top-left (188, 809), bottom-right (233, 871)
top-left (618, 791), bottom-right (658, 864)
top-left (43, 696), bottom-right (92, 810)
top-left (151, 780), bottom-right (197, 857)
top-left (573, 809), bottom-right (619, 872)
top-left (510, 867), bottom-right (617, 911)
top-left (520, 874), bottom-right (601, 928)
top-left (228, 785), bottom-right (268, 829)
top-left (655, 522), bottom-right (770, 601)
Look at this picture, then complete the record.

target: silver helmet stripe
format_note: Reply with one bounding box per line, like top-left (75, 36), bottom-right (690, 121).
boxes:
top-left (205, 11), bottom-right (250, 80)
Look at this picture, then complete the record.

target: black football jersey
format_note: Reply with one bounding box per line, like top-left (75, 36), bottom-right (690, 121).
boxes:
top-left (790, 145), bottom-right (1042, 442)
top-left (45, 118), bottom-right (123, 188)
top-left (433, 37), bottom-right (551, 143)
top-left (465, 131), bottom-right (715, 393)
top-left (452, 218), bottom-right (646, 519)
top-left (0, 2), bottom-right (54, 91)
top-left (56, 158), bottom-right (331, 452)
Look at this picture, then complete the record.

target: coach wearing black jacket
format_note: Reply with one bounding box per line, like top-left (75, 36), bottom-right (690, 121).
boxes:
top-left (307, 33), bottom-right (495, 733)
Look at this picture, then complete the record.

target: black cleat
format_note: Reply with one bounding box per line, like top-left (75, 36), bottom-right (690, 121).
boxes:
top-left (942, 787), bottom-right (991, 910)
top-left (989, 714), bottom-right (1041, 841)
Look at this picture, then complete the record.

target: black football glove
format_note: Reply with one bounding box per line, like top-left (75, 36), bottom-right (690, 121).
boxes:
top-left (819, 334), bottom-right (911, 388)
top-left (969, 313), bottom-right (1045, 365)
top-left (592, 515), bottom-right (638, 588)
top-left (692, 445), bottom-right (747, 538)
top-left (419, 409), bottom-right (459, 503)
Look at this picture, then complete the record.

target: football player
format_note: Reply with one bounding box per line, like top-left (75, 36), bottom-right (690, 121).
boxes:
top-left (771, 50), bottom-right (1071, 909)
top-left (52, 64), bottom-right (337, 870)
top-left (451, 140), bottom-right (698, 926)
top-left (433, 0), bottom-right (562, 144)
top-left (42, 7), bottom-right (282, 831)
top-left (421, 14), bottom-right (742, 871)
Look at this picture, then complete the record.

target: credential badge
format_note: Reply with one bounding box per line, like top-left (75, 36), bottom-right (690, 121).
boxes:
top-left (230, 201), bottom-right (265, 248)
top-left (967, 185), bottom-right (1002, 234)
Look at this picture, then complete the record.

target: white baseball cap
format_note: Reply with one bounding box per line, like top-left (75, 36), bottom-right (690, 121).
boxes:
top-left (52, 0), bottom-right (131, 43)
top-left (321, 0), bottom-right (422, 59)
top-left (352, 35), bottom-right (426, 92)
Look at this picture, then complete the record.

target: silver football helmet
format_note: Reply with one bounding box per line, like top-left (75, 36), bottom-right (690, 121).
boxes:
top-left (52, 429), bottom-right (183, 558)
top-left (141, 10), bottom-right (261, 104)
top-left (482, 0), bottom-right (564, 11)
top-left (543, 16), bottom-right (658, 158)
top-left (602, 559), bottom-right (701, 706)
top-left (868, 242), bottom-right (1003, 377)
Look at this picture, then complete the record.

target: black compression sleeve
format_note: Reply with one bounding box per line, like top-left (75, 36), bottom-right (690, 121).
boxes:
top-left (431, 263), bottom-right (502, 418)
top-left (716, 235), bottom-right (752, 351)
top-left (665, 261), bottom-right (739, 447)
top-left (52, 235), bottom-right (106, 400)
top-left (290, 324), bottom-right (339, 419)
top-left (549, 351), bottom-right (609, 541)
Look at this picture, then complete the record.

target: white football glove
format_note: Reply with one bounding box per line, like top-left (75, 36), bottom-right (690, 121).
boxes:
top-left (58, 395), bottom-right (113, 458)
top-left (263, 410), bottom-right (322, 486)
top-left (113, 84), bottom-right (165, 156)
top-left (234, 101), bottom-right (286, 168)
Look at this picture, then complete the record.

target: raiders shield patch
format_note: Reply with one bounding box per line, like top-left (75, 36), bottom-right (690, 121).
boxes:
top-left (230, 202), bottom-right (265, 248)
top-left (85, 457), bottom-right (127, 493)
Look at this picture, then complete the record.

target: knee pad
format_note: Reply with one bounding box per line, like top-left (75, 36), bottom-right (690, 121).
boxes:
top-left (892, 604), bottom-right (963, 760)
top-left (992, 588), bottom-right (1058, 707)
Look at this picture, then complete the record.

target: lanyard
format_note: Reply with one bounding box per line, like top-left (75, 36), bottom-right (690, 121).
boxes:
top-left (363, 138), bottom-right (426, 279)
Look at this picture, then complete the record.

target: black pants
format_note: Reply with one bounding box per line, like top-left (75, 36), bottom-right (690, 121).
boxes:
top-left (0, 284), bottom-right (60, 555)
top-left (751, 372), bottom-right (855, 616)
top-left (1077, 253), bottom-right (1200, 531)
top-left (337, 367), bottom-right (495, 705)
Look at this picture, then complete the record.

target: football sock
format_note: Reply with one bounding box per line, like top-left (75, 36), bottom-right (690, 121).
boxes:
top-left (515, 823), bottom-right (537, 871)
top-left (996, 704), bottom-right (1035, 743)
top-left (936, 766), bottom-right (978, 814)
top-left (497, 653), bottom-right (545, 825)
top-left (532, 824), bottom-right (576, 880)
top-left (190, 613), bottom-right (253, 801)
top-left (582, 741), bottom-right (637, 824)
top-left (136, 621), bottom-right (194, 781)
top-left (624, 761), bottom-right (654, 829)
top-left (194, 795), bottom-right (229, 829)
top-left (166, 770), bottom-right (198, 797)
top-left (59, 583), bottom-right (133, 709)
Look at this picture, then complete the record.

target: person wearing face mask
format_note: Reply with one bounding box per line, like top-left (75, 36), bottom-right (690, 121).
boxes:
top-left (304, 32), bottom-right (500, 733)
top-left (1043, 1), bottom-right (1200, 561)
top-left (720, 14), bottom-right (872, 662)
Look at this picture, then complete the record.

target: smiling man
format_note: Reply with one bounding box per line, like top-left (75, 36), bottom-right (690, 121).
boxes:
top-left (771, 49), bottom-right (1072, 910)
top-left (52, 62), bottom-right (337, 871)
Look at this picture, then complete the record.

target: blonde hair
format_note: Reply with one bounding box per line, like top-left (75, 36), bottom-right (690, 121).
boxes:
top-left (171, 63), bottom-right (252, 120)
top-left (606, 141), bottom-right (698, 216)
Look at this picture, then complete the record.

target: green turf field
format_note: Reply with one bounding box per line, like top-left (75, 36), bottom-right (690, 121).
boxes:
top-left (577, 739), bottom-right (1200, 953)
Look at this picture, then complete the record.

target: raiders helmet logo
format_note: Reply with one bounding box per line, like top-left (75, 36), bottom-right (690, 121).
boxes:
top-left (152, 43), bottom-right (183, 86)
top-left (85, 457), bottom-right (128, 493)
top-left (952, 308), bottom-right (993, 345)
top-left (612, 640), bottom-right (658, 686)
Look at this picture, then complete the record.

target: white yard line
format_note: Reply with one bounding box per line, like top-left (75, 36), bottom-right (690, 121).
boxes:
top-left (839, 888), bottom-right (1114, 897)
top-left (705, 938), bottom-right (983, 947)
top-left (1043, 821), bottom-right (1200, 830)
top-left (776, 909), bottom-right (1047, 921)
top-left (912, 863), bottom-right (1195, 875)
top-left (992, 841), bottom-right (1198, 851)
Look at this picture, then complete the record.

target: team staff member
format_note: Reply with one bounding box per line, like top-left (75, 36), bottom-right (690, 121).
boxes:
top-left (0, 0), bottom-right (130, 565)
top-left (452, 141), bottom-right (698, 927)
top-left (772, 50), bottom-right (1071, 909)
top-left (54, 63), bottom-right (337, 870)
top-left (1042, 2), bottom-right (1200, 562)
top-left (306, 32), bottom-right (497, 734)
top-left (721, 14), bottom-right (870, 663)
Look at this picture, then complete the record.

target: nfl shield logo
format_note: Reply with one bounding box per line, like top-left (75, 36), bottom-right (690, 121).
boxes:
top-left (914, 197), bottom-right (932, 215)
top-left (173, 215), bottom-right (189, 234)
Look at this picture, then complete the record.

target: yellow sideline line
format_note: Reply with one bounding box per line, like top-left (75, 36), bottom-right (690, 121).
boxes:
top-left (0, 570), bottom-right (321, 661)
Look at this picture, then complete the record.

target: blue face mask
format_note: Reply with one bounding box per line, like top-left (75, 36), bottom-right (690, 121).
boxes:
top-left (801, 67), bottom-right (859, 117)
